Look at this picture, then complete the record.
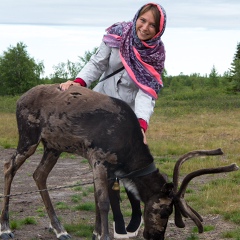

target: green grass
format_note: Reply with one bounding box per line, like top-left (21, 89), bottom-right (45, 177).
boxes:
top-left (10, 220), bottom-right (22, 230)
top-left (72, 181), bottom-right (83, 191)
top-left (186, 234), bottom-right (199, 240)
top-left (21, 216), bottom-right (37, 225)
top-left (55, 201), bottom-right (70, 210)
top-left (0, 113), bottom-right (18, 148)
top-left (64, 220), bottom-right (94, 239)
top-left (73, 202), bottom-right (95, 211)
top-left (192, 225), bottom-right (215, 233)
top-left (223, 228), bottom-right (240, 239)
top-left (71, 194), bottom-right (82, 203)
top-left (223, 211), bottom-right (240, 225)
top-left (0, 95), bottom-right (19, 113)
top-left (10, 217), bottom-right (37, 230)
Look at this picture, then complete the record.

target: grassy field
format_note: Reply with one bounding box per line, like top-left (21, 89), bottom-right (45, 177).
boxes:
top-left (0, 87), bottom-right (240, 239)
top-left (148, 88), bottom-right (240, 239)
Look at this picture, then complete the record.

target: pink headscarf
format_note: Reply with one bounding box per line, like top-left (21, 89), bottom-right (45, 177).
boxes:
top-left (103, 3), bottom-right (167, 99)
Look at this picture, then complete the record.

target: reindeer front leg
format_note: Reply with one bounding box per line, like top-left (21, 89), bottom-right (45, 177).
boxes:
top-left (1, 145), bottom-right (38, 239)
top-left (0, 153), bottom-right (17, 239)
top-left (33, 148), bottom-right (70, 240)
top-left (92, 159), bottom-right (110, 240)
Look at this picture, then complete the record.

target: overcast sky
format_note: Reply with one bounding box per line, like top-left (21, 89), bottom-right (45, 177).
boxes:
top-left (0, 0), bottom-right (240, 77)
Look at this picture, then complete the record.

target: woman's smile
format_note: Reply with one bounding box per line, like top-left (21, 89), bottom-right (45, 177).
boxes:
top-left (136, 10), bottom-right (157, 41)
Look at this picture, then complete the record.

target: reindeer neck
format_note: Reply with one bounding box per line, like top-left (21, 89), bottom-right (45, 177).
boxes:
top-left (133, 170), bottom-right (168, 203)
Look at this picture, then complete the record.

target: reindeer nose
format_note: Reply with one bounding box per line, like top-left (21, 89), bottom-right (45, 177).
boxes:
top-left (143, 231), bottom-right (165, 240)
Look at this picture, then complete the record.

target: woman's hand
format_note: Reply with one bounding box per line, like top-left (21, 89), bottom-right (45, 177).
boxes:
top-left (60, 80), bottom-right (79, 91)
top-left (141, 129), bottom-right (147, 144)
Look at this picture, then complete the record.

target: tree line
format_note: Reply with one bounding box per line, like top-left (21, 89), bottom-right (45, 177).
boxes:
top-left (0, 41), bottom-right (239, 96)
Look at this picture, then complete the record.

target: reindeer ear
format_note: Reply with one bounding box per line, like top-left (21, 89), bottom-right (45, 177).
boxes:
top-left (161, 182), bottom-right (174, 195)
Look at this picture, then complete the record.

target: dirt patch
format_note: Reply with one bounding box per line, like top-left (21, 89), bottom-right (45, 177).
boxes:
top-left (0, 148), bottom-right (237, 240)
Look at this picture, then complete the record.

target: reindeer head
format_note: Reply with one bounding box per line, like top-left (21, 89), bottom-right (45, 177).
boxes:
top-left (143, 148), bottom-right (239, 240)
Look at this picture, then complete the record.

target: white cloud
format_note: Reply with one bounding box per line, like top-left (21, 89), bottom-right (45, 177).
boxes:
top-left (162, 28), bottom-right (238, 76)
top-left (1, 0), bottom-right (239, 30)
top-left (0, 0), bottom-right (239, 77)
top-left (161, 0), bottom-right (240, 30)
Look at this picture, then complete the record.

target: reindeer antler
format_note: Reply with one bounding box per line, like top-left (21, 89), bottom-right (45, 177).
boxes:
top-left (172, 148), bottom-right (224, 192)
top-left (172, 148), bottom-right (239, 233)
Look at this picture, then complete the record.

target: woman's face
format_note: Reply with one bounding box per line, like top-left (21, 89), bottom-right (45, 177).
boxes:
top-left (136, 10), bottom-right (157, 41)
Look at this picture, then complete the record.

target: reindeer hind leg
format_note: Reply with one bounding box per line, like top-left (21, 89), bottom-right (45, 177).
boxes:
top-left (33, 146), bottom-right (71, 239)
top-left (0, 119), bottom-right (41, 239)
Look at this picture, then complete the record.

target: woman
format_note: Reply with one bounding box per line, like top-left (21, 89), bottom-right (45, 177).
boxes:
top-left (60, 3), bottom-right (166, 238)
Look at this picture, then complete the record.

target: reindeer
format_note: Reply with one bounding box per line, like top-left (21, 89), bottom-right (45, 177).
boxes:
top-left (0, 84), bottom-right (238, 240)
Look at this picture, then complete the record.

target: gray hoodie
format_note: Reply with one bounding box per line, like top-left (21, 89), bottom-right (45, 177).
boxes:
top-left (76, 41), bottom-right (155, 124)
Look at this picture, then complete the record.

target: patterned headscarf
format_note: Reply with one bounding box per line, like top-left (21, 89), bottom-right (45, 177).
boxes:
top-left (103, 3), bottom-right (167, 99)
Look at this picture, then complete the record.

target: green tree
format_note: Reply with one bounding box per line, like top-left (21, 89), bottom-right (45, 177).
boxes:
top-left (78, 47), bottom-right (98, 67)
top-left (161, 68), bottom-right (167, 83)
top-left (208, 65), bottom-right (219, 88)
top-left (169, 74), bottom-right (184, 93)
top-left (50, 47), bottom-right (98, 84)
top-left (228, 42), bottom-right (240, 92)
top-left (50, 60), bottom-right (82, 83)
top-left (0, 42), bottom-right (44, 95)
top-left (189, 73), bottom-right (205, 91)
top-left (230, 59), bottom-right (240, 92)
top-left (220, 70), bottom-right (231, 89)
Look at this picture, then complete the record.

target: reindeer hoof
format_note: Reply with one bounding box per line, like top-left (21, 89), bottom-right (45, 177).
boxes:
top-left (58, 233), bottom-right (71, 240)
top-left (92, 232), bottom-right (110, 240)
top-left (113, 222), bottom-right (129, 239)
top-left (92, 232), bottom-right (99, 240)
top-left (1, 232), bottom-right (14, 239)
top-left (127, 217), bottom-right (143, 237)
